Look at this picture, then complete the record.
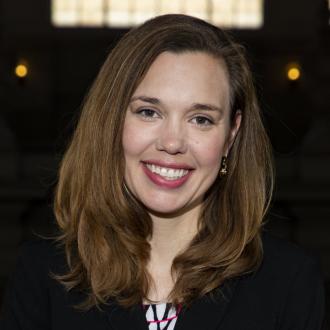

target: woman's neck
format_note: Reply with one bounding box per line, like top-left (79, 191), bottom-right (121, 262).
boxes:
top-left (148, 206), bottom-right (200, 264)
top-left (145, 205), bottom-right (200, 303)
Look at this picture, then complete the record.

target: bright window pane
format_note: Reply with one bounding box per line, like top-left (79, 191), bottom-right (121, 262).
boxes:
top-left (52, 0), bottom-right (79, 26)
top-left (52, 0), bottom-right (264, 29)
top-left (79, 0), bottom-right (103, 26)
top-left (105, 0), bottom-right (131, 27)
top-left (184, 0), bottom-right (208, 20)
top-left (133, 0), bottom-right (157, 25)
top-left (158, 0), bottom-right (181, 15)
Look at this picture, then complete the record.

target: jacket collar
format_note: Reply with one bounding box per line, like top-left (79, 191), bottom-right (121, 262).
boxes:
top-left (104, 301), bottom-right (148, 330)
top-left (175, 279), bottom-right (238, 330)
top-left (104, 278), bottom-right (239, 330)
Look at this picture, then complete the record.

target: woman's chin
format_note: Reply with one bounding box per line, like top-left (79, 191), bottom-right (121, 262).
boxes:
top-left (144, 199), bottom-right (202, 219)
top-left (146, 205), bottom-right (183, 218)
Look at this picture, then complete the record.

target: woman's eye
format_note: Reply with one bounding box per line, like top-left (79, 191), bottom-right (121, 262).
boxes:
top-left (191, 116), bottom-right (214, 127)
top-left (137, 108), bottom-right (159, 119)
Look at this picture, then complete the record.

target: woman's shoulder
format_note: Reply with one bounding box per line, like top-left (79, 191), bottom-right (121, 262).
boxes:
top-left (249, 230), bottom-right (325, 295)
top-left (16, 237), bottom-right (67, 275)
top-left (261, 230), bottom-right (320, 270)
top-left (0, 238), bottom-right (70, 329)
top-left (224, 231), bottom-right (327, 328)
top-left (231, 231), bottom-right (325, 301)
top-left (19, 237), bottom-right (63, 254)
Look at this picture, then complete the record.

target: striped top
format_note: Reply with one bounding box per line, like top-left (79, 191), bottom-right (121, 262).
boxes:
top-left (143, 302), bottom-right (182, 330)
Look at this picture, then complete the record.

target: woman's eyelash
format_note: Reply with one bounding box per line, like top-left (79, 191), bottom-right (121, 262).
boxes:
top-left (135, 109), bottom-right (214, 127)
top-left (136, 108), bottom-right (159, 118)
top-left (191, 116), bottom-right (214, 126)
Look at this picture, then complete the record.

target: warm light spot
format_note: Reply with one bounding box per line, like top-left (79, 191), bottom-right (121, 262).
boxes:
top-left (286, 63), bottom-right (301, 81)
top-left (288, 68), bottom-right (300, 81)
top-left (15, 64), bottom-right (28, 78)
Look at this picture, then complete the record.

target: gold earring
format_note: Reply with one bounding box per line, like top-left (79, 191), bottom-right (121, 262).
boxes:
top-left (219, 156), bottom-right (228, 178)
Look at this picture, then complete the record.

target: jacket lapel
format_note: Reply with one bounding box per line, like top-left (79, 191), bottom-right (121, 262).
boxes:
top-left (104, 300), bottom-right (149, 330)
top-left (174, 278), bottom-right (239, 330)
top-left (104, 278), bottom-right (238, 330)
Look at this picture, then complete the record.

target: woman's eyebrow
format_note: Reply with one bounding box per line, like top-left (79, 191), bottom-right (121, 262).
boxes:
top-left (190, 103), bottom-right (223, 113)
top-left (130, 95), bottom-right (160, 105)
top-left (130, 95), bottom-right (223, 113)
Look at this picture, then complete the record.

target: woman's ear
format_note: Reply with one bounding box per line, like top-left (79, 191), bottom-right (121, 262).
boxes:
top-left (225, 110), bottom-right (242, 155)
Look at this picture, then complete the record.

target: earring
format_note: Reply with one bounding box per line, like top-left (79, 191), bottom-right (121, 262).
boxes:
top-left (219, 156), bottom-right (228, 178)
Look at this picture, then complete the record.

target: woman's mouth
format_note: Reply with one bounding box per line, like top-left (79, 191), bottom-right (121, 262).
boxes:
top-left (141, 161), bottom-right (193, 188)
top-left (145, 163), bottom-right (189, 181)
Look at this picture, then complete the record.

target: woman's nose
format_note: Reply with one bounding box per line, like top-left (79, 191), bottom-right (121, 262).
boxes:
top-left (155, 120), bottom-right (188, 154)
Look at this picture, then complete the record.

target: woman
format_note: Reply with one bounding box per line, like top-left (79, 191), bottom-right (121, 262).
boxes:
top-left (1, 14), bottom-right (327, 330)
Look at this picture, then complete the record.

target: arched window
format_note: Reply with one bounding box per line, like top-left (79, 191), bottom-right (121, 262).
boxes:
top-left (52, 0), bottom-right (264, 29)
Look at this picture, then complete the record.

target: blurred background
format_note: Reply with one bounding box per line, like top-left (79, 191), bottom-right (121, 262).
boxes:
top-left (0, 0), bottom-right (329, 317)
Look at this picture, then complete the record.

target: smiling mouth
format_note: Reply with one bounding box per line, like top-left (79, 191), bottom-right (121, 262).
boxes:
top-left (145, 163), bottom-right (190, 181)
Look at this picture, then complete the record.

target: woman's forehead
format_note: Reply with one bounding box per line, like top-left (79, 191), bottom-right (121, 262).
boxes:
top-left (132, 51), bottom-right (231, 112)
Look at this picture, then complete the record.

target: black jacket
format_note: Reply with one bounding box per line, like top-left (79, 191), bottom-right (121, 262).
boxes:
top-left (0, 232), bottom-right (327, 330)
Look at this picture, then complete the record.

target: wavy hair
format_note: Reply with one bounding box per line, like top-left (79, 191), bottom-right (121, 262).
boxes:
top-left (54, 14), bottom-right (274, 309)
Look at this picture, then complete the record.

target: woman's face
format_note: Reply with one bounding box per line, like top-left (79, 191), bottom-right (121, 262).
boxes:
top-left (122, 51), bottom-right (241, 216)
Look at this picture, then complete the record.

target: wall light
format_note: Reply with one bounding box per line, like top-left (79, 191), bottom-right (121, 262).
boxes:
top-left (286, 62), bottom-right (301, 81)
top-left (15, 62), bottom-right (28, 78)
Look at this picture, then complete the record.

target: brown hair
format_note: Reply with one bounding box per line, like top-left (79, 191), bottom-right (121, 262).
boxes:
top-left (54, 14), bottom-right (274, 309)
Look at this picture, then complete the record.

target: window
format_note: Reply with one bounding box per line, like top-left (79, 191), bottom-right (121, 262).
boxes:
top-left (52, 0), bottom-right (263, 29)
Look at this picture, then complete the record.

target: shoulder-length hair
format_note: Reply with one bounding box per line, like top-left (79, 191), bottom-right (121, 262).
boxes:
top-left (54, 14), bottom-right (274, 309)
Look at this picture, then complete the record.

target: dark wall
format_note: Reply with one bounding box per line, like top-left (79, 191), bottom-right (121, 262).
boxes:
top-left (0, 0), bottom-right (329, 312)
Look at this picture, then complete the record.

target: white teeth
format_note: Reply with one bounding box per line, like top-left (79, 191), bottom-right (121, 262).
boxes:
top-left (145, 164), bottom-right (189, 180)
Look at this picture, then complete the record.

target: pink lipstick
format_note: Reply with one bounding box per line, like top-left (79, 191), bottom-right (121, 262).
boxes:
top-left (141, 161), bottom-right (194, 189)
